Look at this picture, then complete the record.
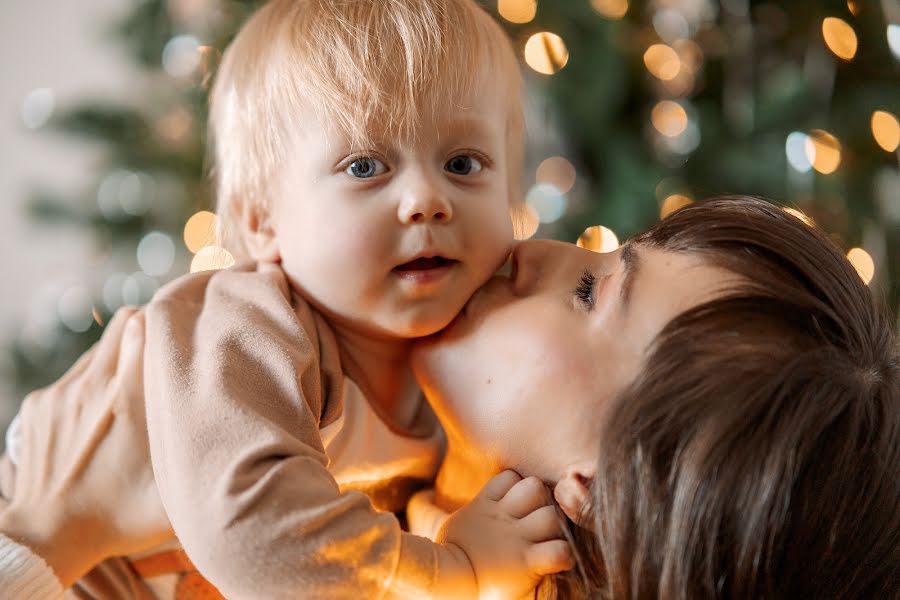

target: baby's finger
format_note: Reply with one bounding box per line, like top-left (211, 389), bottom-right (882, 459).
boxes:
top-left (518, 505), bottom-right (565, 542)
top-left (480, 470), bottom-right (523, 501)
top-left (526, 539), bottom-right (575, 577)
top-left (499, 476), bottom-right (549, 518)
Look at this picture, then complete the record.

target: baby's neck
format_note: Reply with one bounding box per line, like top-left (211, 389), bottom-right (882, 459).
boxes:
top-left (434, 434), bottom-right (499, 513)
top-left (330, 323), bottom-right (422, 431)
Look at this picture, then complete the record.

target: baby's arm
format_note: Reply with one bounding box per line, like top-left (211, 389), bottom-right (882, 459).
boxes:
top-left (144, 265), bottom-right (571, 599)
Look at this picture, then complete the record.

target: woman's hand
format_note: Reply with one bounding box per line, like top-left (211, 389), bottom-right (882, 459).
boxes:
top-left (0, 308), bottom-right (172, 586)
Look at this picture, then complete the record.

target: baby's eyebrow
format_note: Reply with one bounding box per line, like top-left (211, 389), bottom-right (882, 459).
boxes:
top-left (618, 241), bottom-right (640, 315)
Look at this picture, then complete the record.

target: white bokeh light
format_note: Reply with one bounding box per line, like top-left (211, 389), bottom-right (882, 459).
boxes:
top-left (162, 35), bottom-right (201, 78)
top-left (526, 183), bottom-right (568, 224)
top-left (887, 24), bottom-right (900, 61)
top-left (786, 132), bottom-right (813, 173)
top-left (58, 285), bottom-right (93, 333)
top-left (137, 231), bottom-right (176, 276)
top-left (21, 88), bottom-right (55, 129)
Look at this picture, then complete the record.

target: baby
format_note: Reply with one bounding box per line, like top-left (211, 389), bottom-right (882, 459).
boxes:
top-left (2, 0), bottom-right (571, 598)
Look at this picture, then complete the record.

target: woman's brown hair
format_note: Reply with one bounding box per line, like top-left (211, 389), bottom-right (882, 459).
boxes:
top-left (557, 196), bottom-right (899, 598)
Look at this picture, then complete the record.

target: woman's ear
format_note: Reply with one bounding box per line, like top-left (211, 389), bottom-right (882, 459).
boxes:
top-left (553, 464), bottom-right (594, 529)
top-left (239, 201), bottom-right (280, 263)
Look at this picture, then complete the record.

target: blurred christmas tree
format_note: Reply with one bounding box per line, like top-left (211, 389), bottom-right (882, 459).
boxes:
top-left (9, 0), bottom-right (900, 400)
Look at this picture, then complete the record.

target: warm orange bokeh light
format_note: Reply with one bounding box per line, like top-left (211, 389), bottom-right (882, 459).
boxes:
top-left (871, 110), bottom-right (900, 152)
top-left (498, 0), bottom-right (537, 24)
top-left (536, 157), bottom-right (577, 194)
top-left (847, 247), bottom-right (875, 285)
top-left (822, 17), bottom-right (858, 61)
top-left (644, 44), bottom-right (681, 81)
top-left (524, 32), bottom-right (569, 75)
top-left (591, 0), bottom-right (629, 19)
top-left (577, 225), bottom-right (620, 253)
top-left (804, 129), bottom-right (842, 175)
top-left (651, 101), bottom-right (688, 138)
top-left (660, 194), bottom-right (693, 219)
top-left (183, 210), bottom-right (220, 254)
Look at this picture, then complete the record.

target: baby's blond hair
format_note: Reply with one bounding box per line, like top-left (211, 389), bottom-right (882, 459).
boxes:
top-left (209, 0), bottom-right (524, 255)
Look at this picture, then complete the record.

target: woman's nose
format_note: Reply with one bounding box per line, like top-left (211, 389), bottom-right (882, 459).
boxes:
top-left (510, 239), bottom-right (563, 294)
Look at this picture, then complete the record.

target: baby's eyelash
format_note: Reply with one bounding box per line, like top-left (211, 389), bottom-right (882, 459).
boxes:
top-left (575, 270), bottom-right (596, 308)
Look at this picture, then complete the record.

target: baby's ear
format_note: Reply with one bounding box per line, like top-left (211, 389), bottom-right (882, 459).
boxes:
top-left (238, 201), bottom-right (280, 263)
top-left (553, 466), bottom-right (594, 529)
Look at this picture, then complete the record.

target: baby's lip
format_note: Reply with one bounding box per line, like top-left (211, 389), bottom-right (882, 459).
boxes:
top-left (393, 256), bottom-right (459, 272)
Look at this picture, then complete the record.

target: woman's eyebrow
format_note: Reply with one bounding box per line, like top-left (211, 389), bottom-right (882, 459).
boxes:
top-left (618, 241), bottom-right (640, 314)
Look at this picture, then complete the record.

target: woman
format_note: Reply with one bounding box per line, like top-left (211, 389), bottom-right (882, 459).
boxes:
top-left (3, 196), bottom-right (898, 598)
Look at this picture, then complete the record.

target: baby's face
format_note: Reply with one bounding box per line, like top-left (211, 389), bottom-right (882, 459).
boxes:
top-left (265, 82), bottom-right (515, 339)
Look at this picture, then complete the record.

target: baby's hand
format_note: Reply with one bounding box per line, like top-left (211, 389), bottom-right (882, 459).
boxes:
top-left (435, 470), bottom-right (574, 599)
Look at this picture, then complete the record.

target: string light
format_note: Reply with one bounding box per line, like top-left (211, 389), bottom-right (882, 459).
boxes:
top-left (191, 246), bottom-right (235, 273)
top-left (871, 110), bottom-right (900, 152)
top-left (577, 226), bottom-right (619, 253)
top-left (660, 194), bottom-right (693, 219)
top-left (524, 32), bottom-right (569, 75)
top-left (184, 210), bottom-right (220, 253)
top-left (822, 17), bottom-right (858, 61)
top-left (644, 44), bottom-right (681, 81)
top-left (591, 0), bottom-right (628, 20)
top-left (805, 129), bottom-right (842, 175)
top-left (847, 247), bottom-right (874, 285)
top-left (536, 157), bottom-right (577, 194)
top-left (651, 101), bottom-right (688, 137)
top-left (784, 207), bottom-right (814, 226)
top-left (498, 0), bottom-right (537, 24)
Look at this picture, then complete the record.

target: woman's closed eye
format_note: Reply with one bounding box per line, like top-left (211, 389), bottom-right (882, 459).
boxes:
top-left (575, 270), bottom-right (596, 310)
top-left (345, 156), bottom-right (388, 179)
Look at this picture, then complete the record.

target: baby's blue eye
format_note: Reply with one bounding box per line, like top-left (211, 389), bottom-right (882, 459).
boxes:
top-left (346, 157), bottom-right (387, 179)
top-left (445, 155), bottom-right (483, 176)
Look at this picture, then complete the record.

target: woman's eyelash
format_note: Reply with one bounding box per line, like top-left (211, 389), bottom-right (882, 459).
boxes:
top-left (575, 270), bottom-right (596, 308)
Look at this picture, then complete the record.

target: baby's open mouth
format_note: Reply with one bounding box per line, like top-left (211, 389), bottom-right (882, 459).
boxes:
top-left (394, 256), bottom-right (457, 272)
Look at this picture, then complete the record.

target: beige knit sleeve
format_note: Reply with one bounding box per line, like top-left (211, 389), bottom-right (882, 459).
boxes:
top-left (143, 263), bottom-right (437, 599)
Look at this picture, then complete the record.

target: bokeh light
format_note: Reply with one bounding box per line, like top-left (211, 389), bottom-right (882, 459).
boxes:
top-left (184, 210), bottom-right (220, 253)
top-left (524, 32), bottom-right (569, 75)
top-left (805, 129), bottom-right (842, 175)
top-left (651, 100), bottom-right (688, 137)
top-left (137, 231), bottom-right (176, 277)
top-left (122, 273), bottom-right (158, 305)
top-left (191, 246), bottom-right (236, 273)
top-left (591, 0), bottom-right (628, 20)
top-left (847, 247), bottom-right (875, 285)
top-left (162, 35), bottom-right (201, 78)
top-left (784, 207), bottom-right (814, 226)
top-left (511, 203), bottom-right (540, 240)
top-left (21, 88), bottom-right (55, 130)
top-left (536, 157), bottom-right (577, 194)
top-left (871, 110), bottom-right (900, 152)
top-left (660, 194), bottom-right (693, 219)
top-left (498, 0), bottom-right (537, 24)
top-left (847, 1), bottom-right (859, 16)
top-left (577, 226), bottom-right (620, 253)
top-left (822, 17), bottom-right (858, 61)
top-left (526, 183), bottom-right (567, 223)
top-left (644, 44), bottom-right (681, 81)
top-left (58, 286), bottom-right (93, 333)
top-left (887, 25), bottom-right (900, 61)
top-left (785, 132), bottom-right (813, 173)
